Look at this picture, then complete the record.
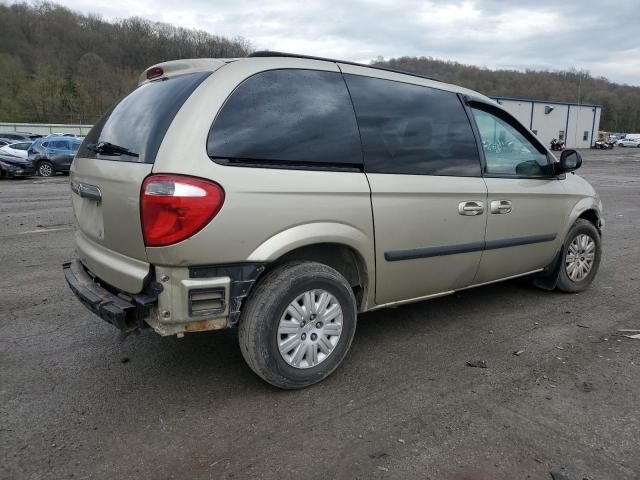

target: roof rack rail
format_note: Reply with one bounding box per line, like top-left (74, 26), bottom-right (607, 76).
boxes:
top-left (248, 51), bottom-right (441, 83)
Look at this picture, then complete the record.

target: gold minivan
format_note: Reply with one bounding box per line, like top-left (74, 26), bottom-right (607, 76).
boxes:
top-left (64, 52), bottom-right (603, 388)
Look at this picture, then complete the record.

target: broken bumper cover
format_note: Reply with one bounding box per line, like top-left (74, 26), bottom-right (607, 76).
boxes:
top-left (63, 260), bottom-right (160, 332)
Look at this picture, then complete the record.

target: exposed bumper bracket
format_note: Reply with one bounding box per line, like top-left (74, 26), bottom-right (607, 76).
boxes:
top-left (63, 260), bottom-right (160, 332)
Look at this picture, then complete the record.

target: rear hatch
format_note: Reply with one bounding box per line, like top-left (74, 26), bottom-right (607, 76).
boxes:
top-left (71, 69), bottom-right (213, 293)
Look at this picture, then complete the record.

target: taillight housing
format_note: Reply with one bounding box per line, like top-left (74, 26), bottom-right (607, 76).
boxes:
top-left (141, 175), bottom-right (224, 247)
top-left (146, 66), bottom-right (164, 80)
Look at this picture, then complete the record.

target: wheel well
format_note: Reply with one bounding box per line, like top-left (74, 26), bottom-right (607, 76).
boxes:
top-left (578, 209), bottom-right (600, 231)
top-left (271, 243), bottom-right (368, 311)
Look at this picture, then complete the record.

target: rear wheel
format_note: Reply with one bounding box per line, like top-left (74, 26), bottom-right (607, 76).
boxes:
top-left (37, 161), bottom-right (54, 177)
top-left (239, 261), bottom-right (357, 389)
top-left (556, 219), bottom-right (601, 293)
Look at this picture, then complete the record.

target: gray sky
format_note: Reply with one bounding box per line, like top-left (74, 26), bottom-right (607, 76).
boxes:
top-left (57, 0), bottom-right (639, 85)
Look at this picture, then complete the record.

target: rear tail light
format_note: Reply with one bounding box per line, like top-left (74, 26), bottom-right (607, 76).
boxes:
top-left (141, 175), bottom-right (224, 247)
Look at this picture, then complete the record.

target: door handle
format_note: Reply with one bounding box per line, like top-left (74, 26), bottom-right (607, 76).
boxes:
top-left (458, 201), bottom-right (484, 216)
top-left (490, 200), bottom-right (513, 214)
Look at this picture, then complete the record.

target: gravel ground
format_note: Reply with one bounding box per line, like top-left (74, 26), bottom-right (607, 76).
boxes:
top-left (1, 148), bottom-right (639, 480)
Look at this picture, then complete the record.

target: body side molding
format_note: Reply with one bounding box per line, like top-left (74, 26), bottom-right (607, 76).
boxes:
top-left (385, 233), bottom-right (557, 262)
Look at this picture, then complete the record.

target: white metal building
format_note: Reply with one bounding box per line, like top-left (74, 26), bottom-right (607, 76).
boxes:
top-left (491, 97), bottom-right (602, 149)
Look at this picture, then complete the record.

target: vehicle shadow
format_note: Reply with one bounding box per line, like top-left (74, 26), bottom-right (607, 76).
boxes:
top-left (109, 275), bottom-right (559, 398)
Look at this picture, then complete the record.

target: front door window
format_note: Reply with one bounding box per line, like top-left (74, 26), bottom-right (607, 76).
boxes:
top-left (471, 107), bottom-right (551, 177)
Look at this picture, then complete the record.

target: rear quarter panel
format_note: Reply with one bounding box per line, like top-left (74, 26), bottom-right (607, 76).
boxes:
top-left (148, 58), bottom-right (376, 307)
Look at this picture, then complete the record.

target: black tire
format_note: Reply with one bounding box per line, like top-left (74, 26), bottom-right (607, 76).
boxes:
top-left (238, 261), bottom-right (358, 389)
top-left (37, 161), bottom-right (54, 177)
top-left (556, 219), bottom-right (602, 293)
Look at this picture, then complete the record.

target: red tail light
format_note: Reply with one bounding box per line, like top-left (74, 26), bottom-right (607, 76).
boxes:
top-left (141, 175), bottom-right (224, 247)
top-left (146, 66), bottom-right (164, 80)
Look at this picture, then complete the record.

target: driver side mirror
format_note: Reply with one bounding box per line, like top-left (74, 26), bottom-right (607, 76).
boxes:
top-left (559, 149), bottom-right (582, 172)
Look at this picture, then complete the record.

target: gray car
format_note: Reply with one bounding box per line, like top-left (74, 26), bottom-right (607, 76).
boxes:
top-left (64, 52), bottom-right (603, 389)
top-left (29, 136), bottom-right (82, 176)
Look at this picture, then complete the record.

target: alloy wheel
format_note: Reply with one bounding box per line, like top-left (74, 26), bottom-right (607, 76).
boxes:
top-left (38, 163), bottom-right (53, 177)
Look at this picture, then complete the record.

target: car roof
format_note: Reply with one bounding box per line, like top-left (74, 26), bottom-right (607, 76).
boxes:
top-left (141, 52), bottom-right (496, 105)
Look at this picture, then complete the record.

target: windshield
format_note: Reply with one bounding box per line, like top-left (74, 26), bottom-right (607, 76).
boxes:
top-left (77, 72), bottom-right (211, 163)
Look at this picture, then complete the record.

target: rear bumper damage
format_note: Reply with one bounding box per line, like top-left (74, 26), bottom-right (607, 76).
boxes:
top-left (63, 259), bottom-right (265, 336)
top-left (63, 260), bottom-right (160, 332)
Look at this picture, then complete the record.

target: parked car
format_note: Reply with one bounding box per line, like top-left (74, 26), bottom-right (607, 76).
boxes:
top-left (0, 140), bottom-right (10, 147)
top-left (64, 53), bottom-right (603, 389)
top-left (616, 138), bottom-right (640, 147)
top-left (0, 132), bottom-right (41, 143)
top-left (0, 153), bottom-right (35, 178)
top-left (29, 136), bottom-right (82, 176)
top-left (592, 140), bottom-right (613, 149)
top-left (0, 141), bottom-right (32, 159)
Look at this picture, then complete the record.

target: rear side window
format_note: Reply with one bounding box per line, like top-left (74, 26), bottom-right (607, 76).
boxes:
top-left (50, 140), bottom-right (68, 149)
top-left (207, 69), bottom-right (362, 168)
top-left (344, 75), bottom-right (481, 176)
top-left (78, 72), bottom-right (211, 163)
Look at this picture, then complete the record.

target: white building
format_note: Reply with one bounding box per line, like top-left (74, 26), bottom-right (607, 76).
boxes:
top-left (491, 97), bottom-right (602, 149)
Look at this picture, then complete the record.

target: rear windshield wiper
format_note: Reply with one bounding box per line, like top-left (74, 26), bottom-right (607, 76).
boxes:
top-left (88, 142), bottom-right (139, 158)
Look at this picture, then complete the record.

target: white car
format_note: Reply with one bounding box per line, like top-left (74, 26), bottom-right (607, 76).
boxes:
top-left (0, 141), bottom-right (32, 159)
top-left (616, 138), bottom-right (640, 147)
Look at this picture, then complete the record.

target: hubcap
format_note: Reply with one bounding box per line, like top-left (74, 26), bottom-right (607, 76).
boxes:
top-left (277, 289), bottom-right (343, 369)
top-left (39, 163), bottom-right (52, 176)
top-left (565, 234), bottom-right (596, 282)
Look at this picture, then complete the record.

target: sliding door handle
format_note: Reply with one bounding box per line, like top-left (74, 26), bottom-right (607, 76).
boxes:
top-left (490, 200), bottom-right (513, 214)
top-left (458, 201), bottom-right (484, 216)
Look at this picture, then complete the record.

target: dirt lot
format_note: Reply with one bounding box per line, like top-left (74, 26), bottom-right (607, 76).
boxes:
top-left (1, 148), bottom-right (639, 480)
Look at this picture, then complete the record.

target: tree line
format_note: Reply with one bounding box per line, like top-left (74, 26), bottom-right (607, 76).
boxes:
top-left (0, 2), bottom-right (251, 125)
top-left (374, 56), bottom-right (640, 133)
top-left (1, 2), bottom-right (639, 132)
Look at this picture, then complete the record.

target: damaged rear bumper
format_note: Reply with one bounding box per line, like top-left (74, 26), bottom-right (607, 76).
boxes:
top-left (63, 260), bottom-right (160, 332)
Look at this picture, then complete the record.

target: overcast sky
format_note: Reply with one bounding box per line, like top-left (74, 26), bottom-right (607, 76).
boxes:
top-left (55, 0), bottom-right (639, 85)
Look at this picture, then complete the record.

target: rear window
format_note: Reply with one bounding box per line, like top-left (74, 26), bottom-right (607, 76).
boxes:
top-left (78, 72), bottom-right (211, 163)
top-left (207, 69), bottom-right (362, 168)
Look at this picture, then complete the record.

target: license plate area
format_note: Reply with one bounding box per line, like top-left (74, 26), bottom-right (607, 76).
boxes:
top-left (71, 184), bottom-right (104, 241)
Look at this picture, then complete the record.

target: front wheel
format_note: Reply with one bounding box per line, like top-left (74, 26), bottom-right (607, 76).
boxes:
top-left (239, 261), bottom-right (358, 389)
top-left (556, 219), bottom-right (602, 293)
top-left (37, 161), bottom-right (54, 177)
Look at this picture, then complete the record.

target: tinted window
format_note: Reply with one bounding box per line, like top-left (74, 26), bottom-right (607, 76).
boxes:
top-left (471, 107), bottom-right (551, 177)
top-left (344, 75), bottom-right (481, 176)
top-left (78, 72), bottom-right (211, 163)
top-left (208, 69), bottom-right (361, 166)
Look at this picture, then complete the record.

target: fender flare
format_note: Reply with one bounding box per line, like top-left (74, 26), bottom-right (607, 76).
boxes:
top-left (247, 222), bottom-right (376, 308)
top-left (561, 197), bottom-right (603, 241)
top-left (247, 222), bottom-right (374, 265)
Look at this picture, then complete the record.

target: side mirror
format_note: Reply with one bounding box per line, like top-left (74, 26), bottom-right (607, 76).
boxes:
top-left (559, 149), bottom-right (582, 172)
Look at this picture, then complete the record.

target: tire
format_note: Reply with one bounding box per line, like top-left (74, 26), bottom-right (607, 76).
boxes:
top-left (556, 219), bottom-right (602, 293)
top-left (37, 161), bottom-right (54, 177)
top-left (238, 261), bottom-right (358, 389)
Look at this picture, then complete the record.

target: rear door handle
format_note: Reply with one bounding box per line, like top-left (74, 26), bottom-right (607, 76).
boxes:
top-left (458, 201), bottom-right (484, 216)
top-left (490, 200), bottom-right (513, 214)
